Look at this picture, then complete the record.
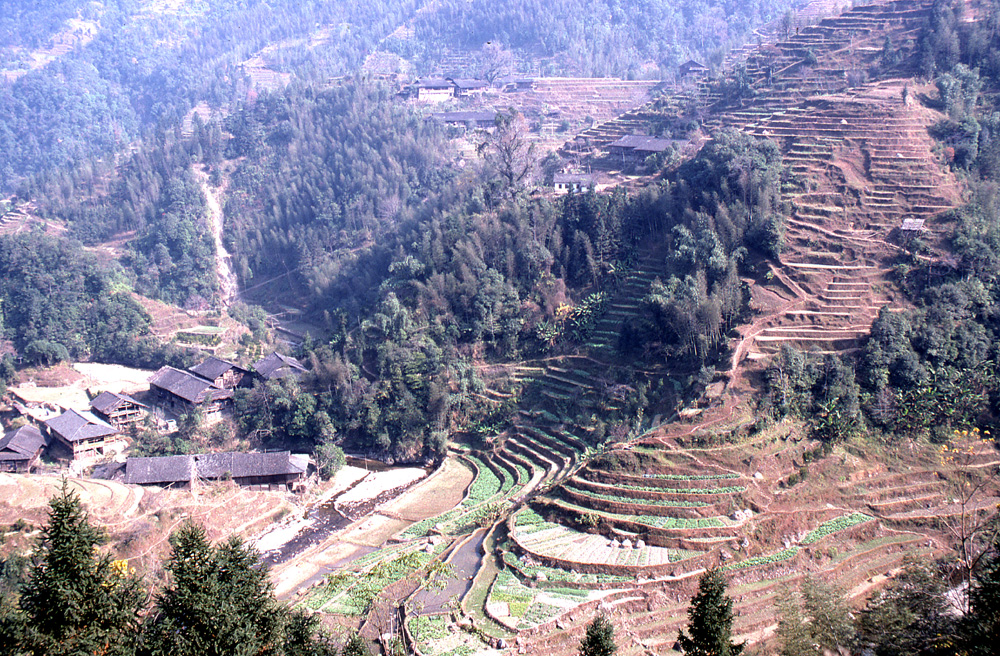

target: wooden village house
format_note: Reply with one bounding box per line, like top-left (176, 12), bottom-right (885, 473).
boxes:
top-left (431, 111), bottom-right (497, 129)
top-left (253, 351), bottom-right (308, 381)
top-left (123, 451), bottom-right (309, 490)
top-left (0, 425), bottom-right (48, 472)
top-left (189, 356), bottom-right (251, 389)
top-left (447, 78), bottom-right (489, 97)
top-left (414, 78), bottom-right (455, 101)
top-left (678, 59), bottom-right (709, 78)
top-left (148, 366), bottom-right (234, 420)
top-left (44, 409), bottom-right (123, 461)
top-left (89, 391), bottom-right (147, 430)
top-left (608, 135), bottom-right (672, 166)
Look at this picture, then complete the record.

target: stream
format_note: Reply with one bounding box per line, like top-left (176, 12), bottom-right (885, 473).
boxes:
top-left (257, 461), bottom-right (433, 568)
top-left (197, 168), bottom-right (239, 306)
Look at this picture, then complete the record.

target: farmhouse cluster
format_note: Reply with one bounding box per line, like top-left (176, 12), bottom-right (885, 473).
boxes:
top-left (0, 351), bottom-right (309, 488)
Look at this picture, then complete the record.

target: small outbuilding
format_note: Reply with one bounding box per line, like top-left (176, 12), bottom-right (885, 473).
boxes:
top-left (553, 173), bottom-right (596, 194)
top-left (430, 111), bottom-right (498, 128)
top-left (678, 59), bottom-right (709, 78)
top-left (189, 356), bottom-right (251, 389)
top-left (253, 352), bottom-right (308, 382)
top-left (0, 425), bottom-right (48, 472)
top-left (90, 391), bottom-right (147, 430)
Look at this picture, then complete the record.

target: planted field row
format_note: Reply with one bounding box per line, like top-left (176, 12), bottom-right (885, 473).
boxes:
top-left (487, 570), bottom-right (595, 630)
top-left (616, 482), bottom-right (746, 495)
top-left (722, 546), bottom-right (800, 571)
top-left (301, 542), bottom-right (448, 615)
top-left (553, 497), bottom-right (728, 529)
top-left (500, 550), bottom-right (631, 586)
top-left (563, 484), bottom-right (710, 507)
top-left (647, 473), bottom-right (740, 481)
top-left (513, 508), bottom-right (550, 533)
top-left (400, 509), bottom-right (461, 540)
top-left (717, 514), bottom-right (876, 572)
top-left (801, 513), bottom-right (874, 544)
top-left (463, 456), bottom-right (502, 504)
top-left (409, 614), bottom-right (491, 656)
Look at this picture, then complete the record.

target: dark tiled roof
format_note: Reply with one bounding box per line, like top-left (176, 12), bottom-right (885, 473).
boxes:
top-left (124, 454), bottom-right (194, 485)
top-left (554, 173), bottom-right (595, 185)
top-left (416, 78), bottom-right (453, 89)
top-left (448, 78), bottom-right (488, 89)
top-left (149, 367), bottom-right (233, 404)
top-left (608, 135), bottom-right (672, 152)
top-left (190, 356), bottom-right (245, 382)
top-left (90, 390), bottom-right (147, 414)
top-left (0, 425), bottom-right (47, 462)
top-left (253, 352), bottom-right (308, 380)
top-left (45, 410), bottom-right (118, 443)
top-left (194, 451), bottom-right (307, 478)
top-left (124, 451), bottom-right (307, 485)
top-left (679, 59), bottom-right (708, 71)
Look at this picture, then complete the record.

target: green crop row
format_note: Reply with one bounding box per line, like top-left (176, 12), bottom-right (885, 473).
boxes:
top-left (555, 497), bottom-right (723, 530)
top-left (614, 482), bottom-right (747, 494)
top-left (801, 513), bottom-right (874, 544)
top-left (465, 456), bottom-right (502, 504)
top-left (400, 509), bottom-right (461, 539)
top-left (520, 601), bottom-right (564, 628)
top-left (723, 547), bottom-right (800, 571)
top-left (175, 331), bottom-right (223, 346)
top-left (442, 646), bottom-right (475, 656)
top-left (489, 571), bottom-right (535, 607)
top-left (513, 508), bottom-right (549, 532)
top-left (410, 614), bottom-right (450, 643)
top-left (633, 515), bottom-right (724, 529)
top-left (501, 551), bottom-right (630, 585)
top-left (497, 461), bottom-right (515, 496)
top-left (563, 485), bottom-right (709, 507)
top-left (649, 473), bottom-right (740, 480)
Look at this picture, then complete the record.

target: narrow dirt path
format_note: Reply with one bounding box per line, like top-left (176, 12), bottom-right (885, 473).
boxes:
top-left (195, 166), bottom-right (239, 306)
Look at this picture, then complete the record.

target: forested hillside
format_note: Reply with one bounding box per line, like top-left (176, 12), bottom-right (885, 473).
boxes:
top-left (408, 0), bottom-right (801, 77)
top-left (0, 0), bottom-right (423, 191)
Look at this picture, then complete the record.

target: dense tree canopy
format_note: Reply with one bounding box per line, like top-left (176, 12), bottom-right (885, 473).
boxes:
top-left (0, 233), bottom-right (187, 368)
top-left (409, 0), bottom-right (799, 78)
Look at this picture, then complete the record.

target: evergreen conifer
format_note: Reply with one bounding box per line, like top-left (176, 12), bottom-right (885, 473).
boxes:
top-left (15, 483), bottom-right (146, 656)
top-left (578, 613), bottom-right (617, 656)
top-left (677, 568), bottom-right (744, 656)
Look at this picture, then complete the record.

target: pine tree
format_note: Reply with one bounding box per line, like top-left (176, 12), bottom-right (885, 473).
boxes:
top-left (578, 613), bottom-right (617, 656)
top-left (141, 522), bottom-right (285, 656)
top-left (677, 568), bottom-right (744, 656)
top-left (15, 482), bottom-right (146, 656)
